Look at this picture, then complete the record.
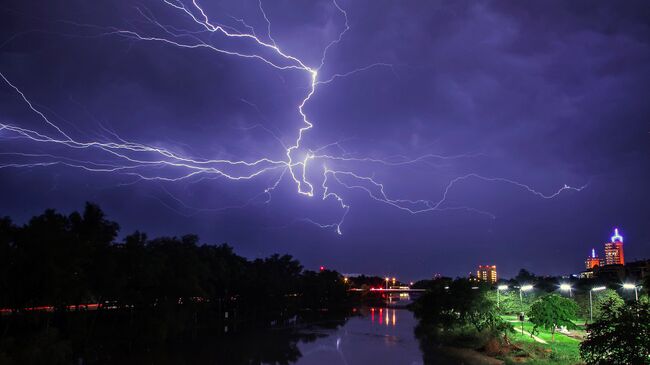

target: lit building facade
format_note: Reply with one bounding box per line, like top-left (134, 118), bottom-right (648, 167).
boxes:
top-left (604, 228), bottom-right (625, 266)
top-left (585, 248), bottom-right (601, 269)
top-left (477, 265), bottom-right (497, 284)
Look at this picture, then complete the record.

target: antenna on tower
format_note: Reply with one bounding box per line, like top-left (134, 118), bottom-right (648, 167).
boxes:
top-left (611, 228), bottom-right (624, 243)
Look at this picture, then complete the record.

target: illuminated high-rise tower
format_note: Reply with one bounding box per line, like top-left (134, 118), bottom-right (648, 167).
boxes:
top-left (585, 248), bottom-right (600, 269)
top-left (604, 228), bottom-right (625, 266)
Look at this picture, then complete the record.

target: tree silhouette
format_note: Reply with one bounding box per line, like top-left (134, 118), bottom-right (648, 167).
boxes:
top-left (0, 203), bottom-right (353, 363)
top-left (580, 298), bottom-right (650, 364)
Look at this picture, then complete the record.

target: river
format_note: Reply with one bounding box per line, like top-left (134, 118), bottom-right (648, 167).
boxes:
top-left (85, 297), bottom-right (466, 364)
top-left (292, 307), bottom-right (425, 365)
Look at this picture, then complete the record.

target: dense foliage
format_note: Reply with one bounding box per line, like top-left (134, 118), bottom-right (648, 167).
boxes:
top-left (0, 204), bottom-right (353, 364)
top-left (580, 299), bottom-right (650, 365)
top-left (411, 278), bottom-right (512, 339)
top-left (0, 203), bottom-right (349, 315)
top-left (573, 289), bottom-right (623, 323)
top-left (528, 294), bottom-right (578, 342)
top-left (413, 268), bottom-right (650, 364)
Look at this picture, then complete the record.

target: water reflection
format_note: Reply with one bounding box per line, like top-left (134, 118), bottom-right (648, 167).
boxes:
top-left (80, 306), bottom-right (459, 364)
top-left (370, 307), bottom-right (398, 326)
top-left (291, 307), bottom-right (425, 365)
top-left (85, 318), bottom-right (341, 365)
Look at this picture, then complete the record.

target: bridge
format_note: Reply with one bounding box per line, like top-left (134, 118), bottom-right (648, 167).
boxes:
top-left (348, 288), bottom-right (426, 293)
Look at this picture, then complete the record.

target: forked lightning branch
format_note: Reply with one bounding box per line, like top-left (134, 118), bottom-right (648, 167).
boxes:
top-left (0, 0), bottom-right (585, 234)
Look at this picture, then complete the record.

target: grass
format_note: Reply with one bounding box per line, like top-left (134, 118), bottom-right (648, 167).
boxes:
top-left (499, 315), bottom-right (583, 365)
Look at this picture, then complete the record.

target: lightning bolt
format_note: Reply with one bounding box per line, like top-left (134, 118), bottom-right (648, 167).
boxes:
top-left (0, 0), bottom-right (586, 235)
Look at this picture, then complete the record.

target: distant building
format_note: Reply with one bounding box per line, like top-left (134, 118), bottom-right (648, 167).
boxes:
top-left (582, 228), bottom-right (630, 279)
top-left (477, 265), bottom-right (497, 284)
top-left (579, 270), bottom-right (594, 279)
top-left (585, 248), bottom-right (601, 269)
top-left (604, 228), bottom-right (625, 266)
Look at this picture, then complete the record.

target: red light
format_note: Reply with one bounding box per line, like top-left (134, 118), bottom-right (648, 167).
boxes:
top-left (319, 266), bottom-right (325, 271)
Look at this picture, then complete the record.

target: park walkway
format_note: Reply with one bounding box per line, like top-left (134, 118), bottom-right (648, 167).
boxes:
top-left (509, 322), bottom-right (548, 344)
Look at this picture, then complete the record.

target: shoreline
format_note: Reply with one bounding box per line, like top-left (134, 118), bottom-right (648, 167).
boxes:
top-left (439, 346), bottom-right (504, 365)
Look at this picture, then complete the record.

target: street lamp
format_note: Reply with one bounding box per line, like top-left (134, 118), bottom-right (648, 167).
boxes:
top-left (385, 277), bottom-right (389, 290)
top-left (519, 285), bottom-right (533, 308)
top-left (519, 285), bottom-right (533, 334)
top-left (497, 285), bottom-right (508, 308)
top-left (560, 283), bottom-right (573, 297)
top-left (623, 283), bottom-right (640, 302)
top-left (589, 286), bottom-right (606, 323)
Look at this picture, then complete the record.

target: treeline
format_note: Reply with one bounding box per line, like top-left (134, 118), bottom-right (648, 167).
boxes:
top-left (415, 269), bottom-right (648, 318)
top-left (0, 203), bottom-right (354, 364)
top-left (0, 203), bottom-right (350, 318)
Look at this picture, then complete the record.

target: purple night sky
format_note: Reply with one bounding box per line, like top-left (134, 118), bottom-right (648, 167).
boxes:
top-left (1, 0), bottom-right (649, 281)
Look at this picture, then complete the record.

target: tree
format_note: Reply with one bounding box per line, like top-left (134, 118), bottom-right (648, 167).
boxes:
top-left (574, 289), bottom-right (623, 322)
top-left (411, 279), bottom-right (512, 341)
top-left (487, 289), bottom-right (522, 315)
top-left (515, 269), bottom-right (536, 284)
top-left (300, 269), bottom-right (348, 310)
top-left (580, 298), bottom-right (650, 364)
top-left (448, 280), bottom-right (498, 332)
top-left (0, 217), bottom-right (17, 309)
top-left (528, 294), bottom-right (578, 342)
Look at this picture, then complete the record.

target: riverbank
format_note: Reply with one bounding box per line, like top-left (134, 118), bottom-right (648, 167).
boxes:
top-left (413, 318), bottom-right (583, 365)
top-left (439, 346), bottom-right (504, 365)
top-left (424, 332), bottom-right (582, 365)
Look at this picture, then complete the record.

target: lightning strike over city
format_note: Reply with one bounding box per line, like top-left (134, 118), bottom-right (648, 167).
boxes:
top-left (1, 0), bottom-right (649, 294)
top-left (0, 0), bottom-right (587, 233)
top-left (1, 1), bottom-right (650, 363)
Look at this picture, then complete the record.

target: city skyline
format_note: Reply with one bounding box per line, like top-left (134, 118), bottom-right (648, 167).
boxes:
top-left (1, 0), bottom-right (649, 279)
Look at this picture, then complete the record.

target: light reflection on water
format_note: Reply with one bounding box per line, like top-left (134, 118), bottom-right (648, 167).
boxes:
top-left (369, 307), bottom-right (399, 326)
top-left (79, 301), bottom-right (464, 364)
top-left (290, 307), bottom-right (424, 365)
top-left (80, 295), bottom-right (463, 364)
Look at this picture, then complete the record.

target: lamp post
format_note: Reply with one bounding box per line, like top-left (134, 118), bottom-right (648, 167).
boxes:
top-left (519, 285), bottom-right (533, 307)
top-left (623, 283), bottom-right (639, 302)
top-left (519, 285), bottom-right (533, 334)
top-left (385, 277), bottom-right (389, 290)
top-left (560, 283), bottom-right (573, 298)
top-left (589, 286), bottom-right (606, 323)
top-left (497, 285), bottom-right (508, 308)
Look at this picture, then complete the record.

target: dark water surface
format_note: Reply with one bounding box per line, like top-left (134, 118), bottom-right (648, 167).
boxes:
top-left (291, 307), bottom-right (425, 365)
top-left (87, 305), bottom-right (461, 364)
